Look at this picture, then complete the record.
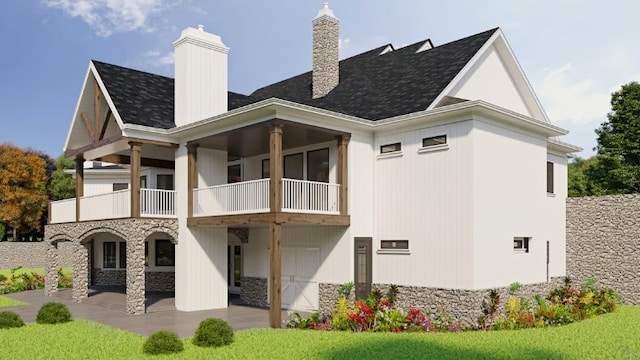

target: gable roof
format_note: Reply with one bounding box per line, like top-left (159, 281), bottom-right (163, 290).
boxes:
top-left (91, 61), bottom-right (257, 129)
top-left (250, 28), bottom-right (499, 120)
top-left (91, 28), bottom-right (498, 130)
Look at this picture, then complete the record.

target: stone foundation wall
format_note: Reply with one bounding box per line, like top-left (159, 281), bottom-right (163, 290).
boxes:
top-left (92, 268), bottom-right (174, 292)
top-left (0, 241), bottom-right (74, 269)
top-left (567, 194), bottom-right (640, 304)
top-left (319, 278), bottom-right (565, 323)
top-left (241, 277), bottom-right (268, 307)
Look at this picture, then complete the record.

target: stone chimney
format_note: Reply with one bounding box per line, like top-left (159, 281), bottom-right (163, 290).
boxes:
top-left (173, 25), bottom-right (229, 127)
top-left (312, 3), bottom-right (339, 99)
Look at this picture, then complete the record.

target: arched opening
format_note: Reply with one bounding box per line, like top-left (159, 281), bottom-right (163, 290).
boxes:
top-left (143, 231), bottom-right (177, 312)
top-left (44, 234), bottom-right (74, 297)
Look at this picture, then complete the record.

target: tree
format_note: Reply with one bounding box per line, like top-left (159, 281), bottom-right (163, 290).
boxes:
top-left (593, 81), bottom-right (640, 194)
top-left (49, 155), bottom-right (76, 200)
top-left (0, 144), bottom-right (49, 240)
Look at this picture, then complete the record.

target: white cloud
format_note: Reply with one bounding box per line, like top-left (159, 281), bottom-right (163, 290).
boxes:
top-left (338, 38), bottom-right (351, 50)
top-left (43, 0), bottom-right (173, 36)
top-left (536, 63), bottom-right (611, 125)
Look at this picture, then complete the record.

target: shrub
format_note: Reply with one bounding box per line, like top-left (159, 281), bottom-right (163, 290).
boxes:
top-left (143, 330), bottom-right (184, 355)
top-left (192, 318), bottom-right (234, 347)
top-left (0, 311), bottom-right (25, 329)
top-left (36, 302), bottom-right (71, 324)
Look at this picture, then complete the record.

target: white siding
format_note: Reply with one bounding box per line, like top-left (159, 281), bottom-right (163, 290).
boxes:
top-left (450, 44), bottom-right (532, 117)
top-left (471, 119), bottom-right (555, 289)
top-left (175, 144), bottom-right (228, 311)
top-left (84, 177), bottom-right (129, 196)
top-left (546, 153), bottom-right (568, 278)
top-left (373, 121), bottom-right (474, 289)
top-left (349, 131), bottom-right (375, 236)
top-left (198, 148), bottom-right (227, 187)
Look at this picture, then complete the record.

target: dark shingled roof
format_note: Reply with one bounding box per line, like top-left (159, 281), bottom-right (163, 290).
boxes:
top-left (92, 28), bottom-right (497, 128)
top-left (250, 28), bottom-right (498, 120)
top-left (92, 61), bottom-right (257, 128)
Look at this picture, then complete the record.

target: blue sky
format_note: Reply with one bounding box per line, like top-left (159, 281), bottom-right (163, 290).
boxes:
top-left (1, 1), bottom-right (639, 158)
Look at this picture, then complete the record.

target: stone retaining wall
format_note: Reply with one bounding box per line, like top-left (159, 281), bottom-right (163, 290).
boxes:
top-left (567, 194), bottom-right (640, 304)
top-left (319, 279), bottom-right (564, 323)
top-left (0, 241), bottom-right (74, 269)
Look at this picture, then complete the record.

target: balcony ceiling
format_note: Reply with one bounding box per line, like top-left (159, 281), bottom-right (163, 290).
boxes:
top-left (194, 120), bottom-right (348, 157)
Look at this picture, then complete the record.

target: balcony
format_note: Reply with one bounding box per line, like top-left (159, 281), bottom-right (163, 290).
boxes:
top-left (192, 178), bottom-right (340, 217)
top-left (49, 189), bottom-right (176, 224)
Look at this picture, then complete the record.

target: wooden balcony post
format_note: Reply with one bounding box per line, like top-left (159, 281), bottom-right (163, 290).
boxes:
top-left (337, 135), bottom-right (350, 216)
top-left (187, 143), bottom-right (199, 218)
top-left (75, 156), bottom-right (84, 222)
top-left (269, 222), bottom-right (282, 328)
top-left (269, 124), bottom-right (283, 213)
top-left (129, 142), bottom-right (142, 218)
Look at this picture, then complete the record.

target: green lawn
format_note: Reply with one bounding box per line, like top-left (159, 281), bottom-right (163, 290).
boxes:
top-left (0, 295), bottom-right (27, 307)
top-left (0, 267), bottom-right (72, 277)
top-left (0, 306), bottom-right (638, 359)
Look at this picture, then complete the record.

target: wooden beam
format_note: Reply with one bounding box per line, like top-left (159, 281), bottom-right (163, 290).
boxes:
top-left (97, 154), bottom-right (174, 169)
top-left (98, 108), bottom-right (112, 141)
top-left (65, 133), bottom-right (123, 158)
top-left (75, 156), bottom-right (84, 222)
top-left (129, 142), bottom-right (142, 218)
top-left (123, 137), bottom-right (179, 148)
top-left (80, 111), bottom-right (96, 141)
top-left (269, 222), bottom-right (282, 328)
top-left (187, 143), bottom-right (199, 218)
top-left (187, 212), bottom-right (350, 227)
top-left (269, 124), bottom-right (283, 213)
top-left (94, 81), bottom-right (102, 142)
top-left (337, 135), bottom-right (350, 216)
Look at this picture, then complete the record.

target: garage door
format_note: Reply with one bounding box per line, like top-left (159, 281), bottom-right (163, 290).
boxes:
top-left (281, 247), bottom-right (319, 312)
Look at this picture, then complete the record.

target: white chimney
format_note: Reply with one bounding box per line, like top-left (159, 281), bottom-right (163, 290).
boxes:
top-left (173, 25), bottom-right (229, 127)
top-left (312, 3), bottom-right (339, 99)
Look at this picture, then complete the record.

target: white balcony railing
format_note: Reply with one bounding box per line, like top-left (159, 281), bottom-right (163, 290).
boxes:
top-left (192, 178), bottom-right (340, 217)
top-left (49, 189), bottom-right (177, 224)
top-left (282, 179), bottom-right (340, 214)
top-left (193, 179), bottom-right (270, 216)
top-left (79, 189), bottom-right (131, 221)
top-left (49, 198), bottom-right (76, 224)
top-left (141, 188), bottom-right (176, 217)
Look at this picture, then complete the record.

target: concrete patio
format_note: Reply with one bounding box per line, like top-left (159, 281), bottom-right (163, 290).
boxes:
top-left (4, 288), bottom-right (297, 337)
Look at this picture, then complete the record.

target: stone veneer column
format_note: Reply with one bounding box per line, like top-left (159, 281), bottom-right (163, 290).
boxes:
top-left (72, 242), bottom-right (90, 302)
top-left (126, 236), bottom-right (146, 315)
top-left (44, 241), bottom-right (59, 295)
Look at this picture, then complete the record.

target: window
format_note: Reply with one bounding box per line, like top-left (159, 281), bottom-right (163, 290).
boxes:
top-left (514, 237), bottom-right (530, 253)
top-left (113, 183), bottom-right (128, 191)
top-left (103, 242), bottom-right (116, 268)
top-left (546, 162), bottom-right (554, 194)
top-left (155, 240), bottom-right (175, 266)
top-left (381, 240), bottom-right (409, 249)
top-left (119, 242), bottom-right (127, 269)
top-left (284, 153), bottom-right (304, 180)
top-left (422, 135), bottom-right (447, 147)
top-left (261, 159), bottom-right (270, 179)
top-left (307, 148), bottom-right (329, 183)
top-left (380, 142), bottom-right (401, 154)
top-left (228, 164), bottom-right (241, 183)
top-left (157, 174), bottom-right (174, 190)
top-left (140, 175), bottom-right (147, 189)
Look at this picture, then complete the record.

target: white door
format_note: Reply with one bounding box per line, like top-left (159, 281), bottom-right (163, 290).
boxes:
top-left (281, 247), bottom-right (319, 312)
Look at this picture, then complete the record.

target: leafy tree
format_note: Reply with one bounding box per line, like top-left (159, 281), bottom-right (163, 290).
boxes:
top-left (0, 144), bottom-right (49, 240)
top-left (48, 155), bottom-right (76, 200)
top-left (593, 81), bottom-right (640, 194)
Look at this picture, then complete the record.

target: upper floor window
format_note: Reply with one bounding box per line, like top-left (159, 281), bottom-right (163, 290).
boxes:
top-left (307, 148), bottom-right (329, 183)
top-left (157, 174), bottom-right (174, 190)
top-left (546, 162), bottom-right (554, 194)
top-left (228, 164), bottom-right (241, 183)
top-left (380, 142), bottom-right (401, 154)
top-left (422, 135), bottom-right (447, 148)
top-left (113, 183), bottom-right (128, 191)
top-left (514, 237), bottom-right (530, 253)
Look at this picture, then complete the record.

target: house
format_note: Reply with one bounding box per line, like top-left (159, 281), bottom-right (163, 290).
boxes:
top-left (45, 4), bottom-right (580, 326)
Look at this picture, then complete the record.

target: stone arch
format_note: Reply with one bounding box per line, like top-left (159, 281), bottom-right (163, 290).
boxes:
top-left (78, 226), bottom-right (128, 245)
top-left (142, 227), bottom-right (178, 245)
